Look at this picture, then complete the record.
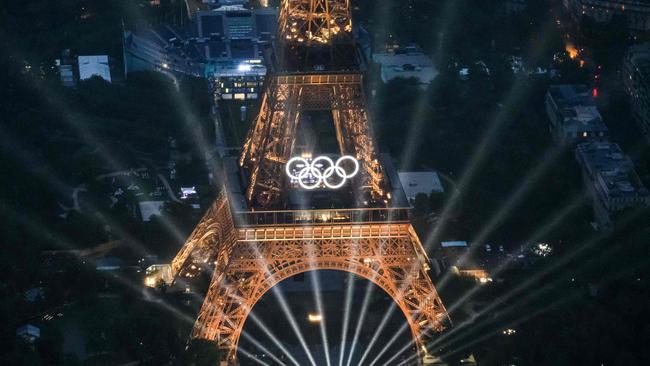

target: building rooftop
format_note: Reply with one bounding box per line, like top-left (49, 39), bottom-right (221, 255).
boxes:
top-left (16, 324), bottom-right (41, 341)
top-left (138, 201), bottom-right (165, 222)
top-left (441, 241), bottom-right (468, 248)
top-left (373, 45), bottom-right (438, 85)
top-left (576, 142), bottom-right (650, 201)
top-left (95, 257), bottom-right (124, 271)
top-left (78, 55), bottom-right (111, 82)
top-left (124, 6), bottom-right (277, 77)
top-left (205, 59), bottom-right (266, 78)
top-left (436, 241), bottom-right (517, 278)
top-left (196, 6), bottom-right (277, 61)
top-left (546, 84), bottom-right (609, 144)
top-left (548, 84), bottom-right (594, 106)
top-left (398, 171), bottom-right (444, 201)
top-left (547, 84), bottom-right (605, 128)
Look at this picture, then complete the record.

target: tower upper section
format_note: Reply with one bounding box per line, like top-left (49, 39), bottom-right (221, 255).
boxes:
top-left (275, 0), bottom-right (358, 71)
top-left (279, 0), bottom-right (353, 46)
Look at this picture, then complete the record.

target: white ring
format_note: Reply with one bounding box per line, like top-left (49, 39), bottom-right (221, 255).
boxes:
top-left (297, 166), bottom-right (321, 189)
top-left (336, 155), bottom-right (359, 178)
top-left (323, 165), bottom-right (347, 189)
top-left (286, 156), bottom-right (309, 180)
top-left (311, 156), bottom-right (334, 179)
top-left (286, 155), bottom-right (359, 190)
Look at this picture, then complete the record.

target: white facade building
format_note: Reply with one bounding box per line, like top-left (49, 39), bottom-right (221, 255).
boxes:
top-left (16, 324), bottom-right (41, 343)
top-left (78, 55), bottom-right (112, 82)
top-left (398, 171), bottom-right (445, 202)
top-left (545, 84), bottom-right (609, 144)
top-left (576, 142), bottom-right (650, 228)
top-left (373, 45), bottom-right (438, 86)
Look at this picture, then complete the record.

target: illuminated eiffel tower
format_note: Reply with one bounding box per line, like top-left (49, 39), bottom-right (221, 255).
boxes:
top-left (172, 1), bottom-right (449, 364)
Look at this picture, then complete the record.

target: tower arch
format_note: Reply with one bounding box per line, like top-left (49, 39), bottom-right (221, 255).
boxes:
top-left (188, 222), bottom-right (449, 363)
top-left (237, 268), bottom-right (423, 364)
top-left (171, 0), bottom-right (450, 363)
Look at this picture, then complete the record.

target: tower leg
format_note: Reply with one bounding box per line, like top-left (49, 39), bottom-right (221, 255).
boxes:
top-left (187, 222), bottom-right (449, 364)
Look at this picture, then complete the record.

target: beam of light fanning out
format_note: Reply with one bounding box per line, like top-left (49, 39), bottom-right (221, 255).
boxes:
top-left (345, 279), bottom-right (376, 366)
top-left (309, 270), bottom-right (332, 366)
top-left (357, 302), bottom-right (398, 365)
top-left (338, 272), bottom-right (355, 366)
top-left (270, 285), bottom-right (318, 366)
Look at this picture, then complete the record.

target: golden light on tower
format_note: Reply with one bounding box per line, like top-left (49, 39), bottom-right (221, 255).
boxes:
top-left (279, 0), bottom-right (353, 45)
top-left (170, 0), bottom-right (450, 363)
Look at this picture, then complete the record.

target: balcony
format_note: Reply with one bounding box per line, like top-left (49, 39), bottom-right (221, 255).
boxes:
top-left (233, 207), bottom-right (410, 227)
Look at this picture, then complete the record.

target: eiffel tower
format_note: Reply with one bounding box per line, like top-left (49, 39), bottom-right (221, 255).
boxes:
top-left (171, 1), bottom-right (449, 364)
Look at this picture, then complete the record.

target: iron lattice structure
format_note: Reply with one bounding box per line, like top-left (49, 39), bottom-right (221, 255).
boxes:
top-left (239, 73), bottom-right (387, 207)
top-left (172, 192), bottom-right (238, 278)
top-left (171, 0), bottom-right (449, 363)
top-left (279, 0), bottom-right (353, 45)
top-left (173, 194), bottom-right (449, 364)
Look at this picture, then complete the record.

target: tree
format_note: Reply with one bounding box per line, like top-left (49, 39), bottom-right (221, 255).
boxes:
top-left (181, 339), bottom-right (221, 366)
top-left (413, 193), bottom-right (429, 216)
top-left (429, 191), bottom-right (445, 212)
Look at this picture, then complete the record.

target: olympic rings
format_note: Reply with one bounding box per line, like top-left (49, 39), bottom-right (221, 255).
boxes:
top-left (285, 155), bottom-right (360, 190)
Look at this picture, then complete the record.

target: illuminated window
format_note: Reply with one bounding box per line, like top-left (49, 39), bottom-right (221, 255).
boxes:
top-left (234, 93), bottom-right (246, 100)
